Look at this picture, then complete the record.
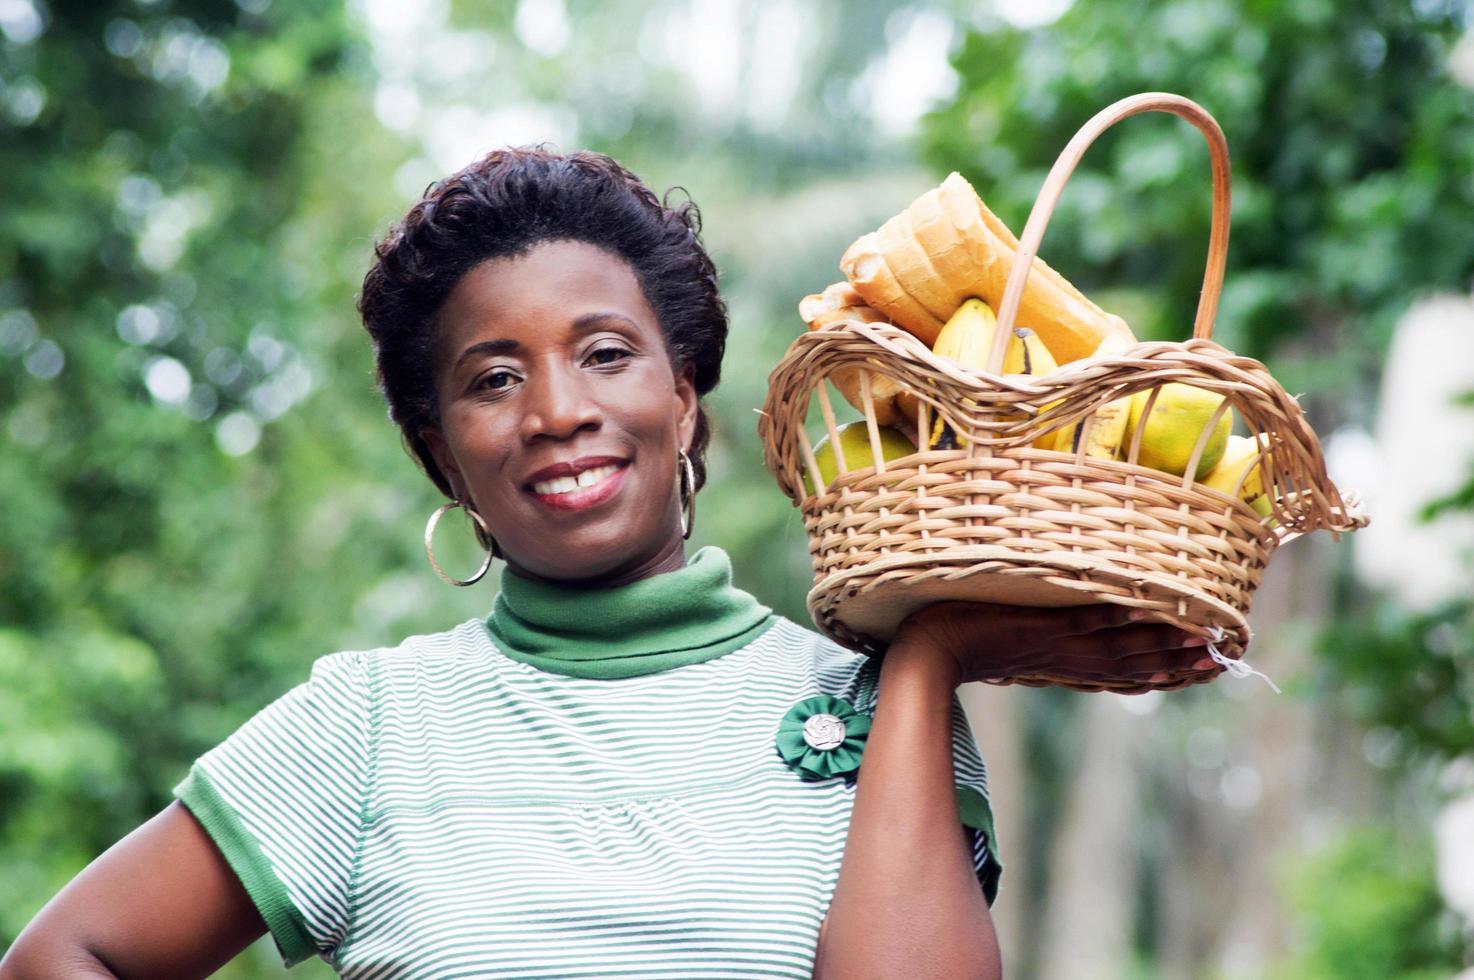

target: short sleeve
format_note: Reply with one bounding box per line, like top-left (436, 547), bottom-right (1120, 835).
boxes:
top-left (947, 690), bottom-right (1004, 907)
top-left (172, 650), bottom-right (373, 967)
top-left (852, 658), bottom-right (1004, 907)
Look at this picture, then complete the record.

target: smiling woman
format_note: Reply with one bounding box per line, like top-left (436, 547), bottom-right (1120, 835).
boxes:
top-left (330, 149), bottom-right (1004, 976)
top-left (412, 239), bottom-right (698, 585)
top-left (4, 148), bottom-right (1047, 980)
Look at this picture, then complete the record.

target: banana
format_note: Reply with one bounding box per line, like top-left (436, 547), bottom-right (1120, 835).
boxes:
top-left (1048, 332), bottom-right (1133, 458)
top-left (903, 299), bottom-right (1068, 452)
top-left (1004, 326), bottom-right (1058, 375)
top-left (1202, 433), bottom-right (1274, 516)
top-left (1005, 327), bottom-right (1065, 449)
top-left (924, 298), bottom-right (1000, 449)
top-left (1052, 393), bottom-right (1133, 458)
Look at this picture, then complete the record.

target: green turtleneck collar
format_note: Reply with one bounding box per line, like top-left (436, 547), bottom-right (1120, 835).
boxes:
top-left (484, 545), bottom-right (776, 679)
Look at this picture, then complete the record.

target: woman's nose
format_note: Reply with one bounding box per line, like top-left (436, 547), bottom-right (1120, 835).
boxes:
top-left (518, 361), bottom-right (601, 442)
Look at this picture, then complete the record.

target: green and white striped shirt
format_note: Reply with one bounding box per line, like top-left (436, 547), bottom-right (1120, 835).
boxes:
top-left (175, 564), bottom-right (1001, 977)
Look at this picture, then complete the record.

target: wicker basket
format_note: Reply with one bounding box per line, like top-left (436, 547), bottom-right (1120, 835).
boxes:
top-left (758, 93), bottom-right (1368, 694)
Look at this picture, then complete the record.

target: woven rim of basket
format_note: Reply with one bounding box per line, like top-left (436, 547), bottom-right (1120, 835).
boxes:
top-left (804, 542), bottom-right (1255, 692)
top-left (759, 317), bottom-right (1367, 541)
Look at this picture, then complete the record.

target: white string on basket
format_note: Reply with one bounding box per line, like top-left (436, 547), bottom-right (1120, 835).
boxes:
top-left (1204, 624), bottom-right (1282, 694)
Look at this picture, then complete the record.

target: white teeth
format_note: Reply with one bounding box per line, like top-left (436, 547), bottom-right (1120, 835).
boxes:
top-left (532, 464), bottom-right (620, 496)
top-left (533, 476), bottom-right (580, 495)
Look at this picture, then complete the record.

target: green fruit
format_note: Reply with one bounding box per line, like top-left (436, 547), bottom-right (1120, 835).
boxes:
top-left (1123, 383), bottom-right (1233, 479)
top-left (804, 420), bottom-right (917, 495)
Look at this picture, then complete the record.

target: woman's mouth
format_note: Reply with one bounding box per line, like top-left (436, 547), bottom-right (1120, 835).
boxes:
top-left (525, 461), bottom-right (630, 512)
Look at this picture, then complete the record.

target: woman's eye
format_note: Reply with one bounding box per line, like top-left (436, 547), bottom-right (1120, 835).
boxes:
top-left (477, 369), bottom-right (518, 391)
top-left (587, 346), bottom-right (631, 366)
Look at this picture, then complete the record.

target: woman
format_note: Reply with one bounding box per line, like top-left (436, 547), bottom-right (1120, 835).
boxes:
top-left (1, 148), bottom-right (1212, 979)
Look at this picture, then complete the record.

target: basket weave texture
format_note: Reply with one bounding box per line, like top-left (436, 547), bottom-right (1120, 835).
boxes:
top-left (757, 93), bottom-right (1368, 694)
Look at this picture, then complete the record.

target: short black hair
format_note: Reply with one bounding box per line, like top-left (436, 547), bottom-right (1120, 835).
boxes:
top-left (358, 146), bottom-right (726, 500)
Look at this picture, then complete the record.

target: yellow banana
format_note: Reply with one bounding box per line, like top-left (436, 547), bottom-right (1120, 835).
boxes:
top-left (1049, 333), bottom-right (1132, 458)
top-left (925, 298), bottom-right (1000, 449)
top-left (1003, 327), bottom-right (1048, 374)
top-left (1202, 433), bottom-right (1274, 516)
top-left (935, 298), bottom-right (1000, 364)
top-left (1004, 327), bottom-right (1066, 449)
top-left (1052, 393), bottom-right (1133, 458)
top-left (910, 300), bottom-right (1065, 451)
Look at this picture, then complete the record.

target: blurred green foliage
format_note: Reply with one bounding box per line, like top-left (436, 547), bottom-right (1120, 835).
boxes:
top-left (1265, 827), bottom-right (1464, 979)
top-left (1316, 593), bottom-right (1474, 766)
top-left (0, 1), bottom-right (409, 972)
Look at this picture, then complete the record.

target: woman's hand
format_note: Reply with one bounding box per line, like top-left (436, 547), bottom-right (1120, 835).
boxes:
top-left (888, 601), bottom-right (1219, 688)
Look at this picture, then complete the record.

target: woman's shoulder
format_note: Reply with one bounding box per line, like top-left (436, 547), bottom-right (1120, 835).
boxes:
top-left (742, 615), bottom-right (880, 704)
top-left (758, 614), bottom-right (866, 661)
top-left (298, 618), bottom-right (495, 688)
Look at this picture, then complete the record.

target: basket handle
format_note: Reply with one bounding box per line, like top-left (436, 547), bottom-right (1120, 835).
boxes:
top-left (987, 92), bottom-right (1231, 372)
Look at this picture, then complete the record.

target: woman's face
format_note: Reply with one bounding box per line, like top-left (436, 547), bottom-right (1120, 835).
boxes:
top-left (419, 239), bottom-right (698, 586)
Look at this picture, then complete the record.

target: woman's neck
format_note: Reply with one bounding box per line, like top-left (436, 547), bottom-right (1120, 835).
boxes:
top-left (501, 531), bottom-right (688, 591)
top-left (484, 544), bottom-right (776, 679)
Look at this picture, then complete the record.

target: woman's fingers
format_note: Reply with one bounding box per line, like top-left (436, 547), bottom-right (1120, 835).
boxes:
top-left (1061, 623), bottom-right (1205, 660)
top-left (1004, 625), bottom-right (1212, 678)
top-left (1111, 647), bottom-right (1217, 676)
top-left (928, 601), bottom-right (1136, 640)
top-left (1022, 647), bottom-right (1218, 681)
top-left (905, 601), bottom-right (1225, 684)
top-left (1037, 603), bottom-right (1139, 639)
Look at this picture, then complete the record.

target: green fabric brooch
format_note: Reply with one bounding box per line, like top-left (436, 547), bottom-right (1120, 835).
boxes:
top-left (776, 695), bottom-right (871, 781)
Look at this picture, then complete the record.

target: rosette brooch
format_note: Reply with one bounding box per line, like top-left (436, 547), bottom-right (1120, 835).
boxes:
top-left (775, 695), bottom-right (871, 781)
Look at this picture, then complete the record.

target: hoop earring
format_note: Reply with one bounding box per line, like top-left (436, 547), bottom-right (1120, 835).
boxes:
top-left (678, 448), bottom-right (696, 540)
top-left (424, 498), bottom-right (495, 587)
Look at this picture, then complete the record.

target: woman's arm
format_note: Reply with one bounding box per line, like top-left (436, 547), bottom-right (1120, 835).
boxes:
top-left (813, 602), bottom-right (1211, 978)
top-left (812, 636), bottom-right (999, 980)
top-left (0, 801), bottom-right (266, 980)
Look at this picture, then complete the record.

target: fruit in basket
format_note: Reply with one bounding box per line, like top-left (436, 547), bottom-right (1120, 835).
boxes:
top-left (799, 282), bottom-right (908, 426)
top-left (913, 301), bottom-right (1066, 450)
top-left (1005, 327), bottom-right (1066, 450)
top-left (1004, 326), bottom-right (1058, 375)
top-left (920, 298), bottom-right (1001, 449)
top-left (840, 172), bottom-right (1135, 362)
top-left (1122, 383), bottom-right (1233, 478)
top-left (1047, 332), bottom-right (1134, 458)
top-left (803, 420), bottom-right (917, 496)
top-left (1202, 433), bottom-right (1274, 516)
top-left (1051, 392), bottom-right (1134, 458)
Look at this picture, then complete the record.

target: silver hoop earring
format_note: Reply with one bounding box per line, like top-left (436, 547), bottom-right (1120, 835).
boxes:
top-left (424, 498), bottom-right (495, 586)
top-left (678, 448), bottom-right (696, 540)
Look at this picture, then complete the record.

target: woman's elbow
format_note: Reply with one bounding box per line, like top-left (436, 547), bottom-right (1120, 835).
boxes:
top-left (812, 942), bottom-right (1002, 980)
top-left (0, 934), bottom-right (119, 980)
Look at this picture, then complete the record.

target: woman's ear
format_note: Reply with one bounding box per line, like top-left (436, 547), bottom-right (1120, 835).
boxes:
top-left (419, 426), bottom-right (465, 499)
top-left (674, 363), bottom-right (699, 453)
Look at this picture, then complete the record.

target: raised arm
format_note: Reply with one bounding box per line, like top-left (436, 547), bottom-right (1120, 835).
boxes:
top-left (814, 601), bottom-right (1211, 978)
top-left (812, 632), bottom-right (1000, 980)
top-left (0, 801), bottom-right (265, 980)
